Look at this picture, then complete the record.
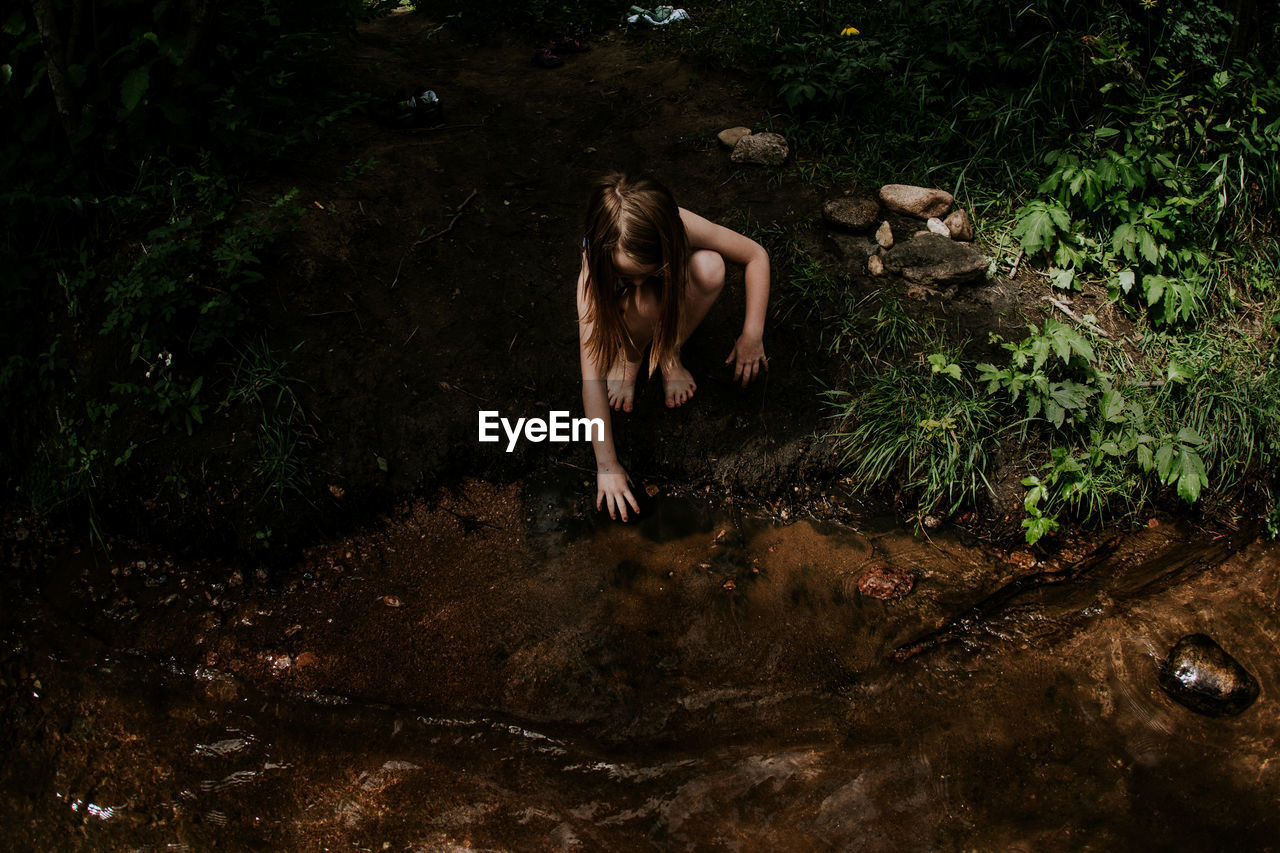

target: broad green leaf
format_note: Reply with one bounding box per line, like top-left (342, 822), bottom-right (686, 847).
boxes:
top-left (1167, 360), bottom-right (1193, 383)
top-left (121, 65), bottom-right (150, 112)
top-left (1177, 426), bottom-right (1205, 446)
top-left (1115, 268), bottom-right (1136, 294)
top-left (1049, 267), bottom-right (1076, 290)
top-left (1100, 389), bottom-right (1125, 422)
top-left (1136, 444), bottom-right (1154, 471)
top-left (1155, 444), bottom-right (1174, 481)
top-left (1144, 274), bottom-right (1166, 307)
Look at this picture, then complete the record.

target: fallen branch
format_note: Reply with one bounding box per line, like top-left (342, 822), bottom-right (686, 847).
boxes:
top-left (1008, 248), bottom-right (1024, 279)
top-left (1043, 295), bottom-right (1110, 338)
top-left (390, 189), bottom-right (478, 289)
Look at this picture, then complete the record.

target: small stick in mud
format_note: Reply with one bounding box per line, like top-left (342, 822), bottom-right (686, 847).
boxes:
top-left (390, 189), bottom-right (479, 289)
top-left (1043, 295), bottom-right (1110, 338)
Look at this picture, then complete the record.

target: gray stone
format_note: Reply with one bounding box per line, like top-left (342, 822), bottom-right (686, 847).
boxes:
top-left (882, 234), bottom-right (988, 286)
top-left (731, 132), bottom-right (789, 166)
top-left (875, 220), bottom-right (894, 250)
top-left (945, 208), bottom-right (974, 241)
top-left (717, 126), bottom-right (752, 148)
top-left (868, 254), bottom-right (884, 276)
top-left (822, 197), bottom-right (880, 232)
top-left (1159, 633), bottom-right (1260, 717)
top-left (879, 184), bottom-right (954, 219)
top-left (926, 217), bottom-right (950, 237)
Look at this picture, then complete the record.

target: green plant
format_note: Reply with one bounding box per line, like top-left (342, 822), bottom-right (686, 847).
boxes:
top-left (827, 355), bottom-right (1004, 520)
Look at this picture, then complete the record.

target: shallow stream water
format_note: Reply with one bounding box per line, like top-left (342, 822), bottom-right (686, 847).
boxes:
top-left (2, 481), bottom-right (1278, 850)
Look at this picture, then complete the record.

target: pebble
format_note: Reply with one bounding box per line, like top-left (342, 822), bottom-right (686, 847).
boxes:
top-left (875, 221), bottom-right (894, 250)
top-left (868, 254), bottom-right (884, 276)
top-left (1159, 634), bottom-right (1260, 717)
top-left (857, 565), bottom-right (915, 601)
top-left (927, 217), bottom-right (951, 237)
top-left (944, 208), bottom-right (974, 241)
top-left (717, 126), bottom-right (752, 148)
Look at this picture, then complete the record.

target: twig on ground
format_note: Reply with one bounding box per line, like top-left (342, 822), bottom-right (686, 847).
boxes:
top-left (390, 189), bottom-right (479, 289)
top-left (1043, 295), bottom-right (1110, 338)
top-left (1009, 249), bottom-right (1024, 279)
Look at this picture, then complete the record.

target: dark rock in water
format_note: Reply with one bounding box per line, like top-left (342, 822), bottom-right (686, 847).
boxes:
top-left (882, 233), bottom-right (988, 286)
top-left (823, 197), bottom-right (881, 232)
top-left (1159, 634), bottom-right (1260, 717)
top-left (857, 565), bottom-right (915, 601)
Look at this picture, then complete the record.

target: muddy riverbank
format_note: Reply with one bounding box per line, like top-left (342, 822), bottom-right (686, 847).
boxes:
top-left (3, 480), bottom-right (1277, 849)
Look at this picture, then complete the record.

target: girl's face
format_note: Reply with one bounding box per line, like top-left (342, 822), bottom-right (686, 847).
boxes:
top-left (612, 250), bottom-right (662, 289)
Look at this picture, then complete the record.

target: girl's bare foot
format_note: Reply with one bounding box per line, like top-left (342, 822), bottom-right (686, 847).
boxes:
top-left (662, 357), bottom-right (696, 408)
top-left (607, 356), bottom-right (640, 412)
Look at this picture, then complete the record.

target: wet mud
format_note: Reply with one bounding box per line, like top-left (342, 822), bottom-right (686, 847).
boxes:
top-left (3, 482), bottom-right (1278, 850)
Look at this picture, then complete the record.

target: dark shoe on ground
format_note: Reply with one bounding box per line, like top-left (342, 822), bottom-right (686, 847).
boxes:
top-left (532, 47), bottom-right (563, 68)
top-left (550, 35), bottom-right (589, 53)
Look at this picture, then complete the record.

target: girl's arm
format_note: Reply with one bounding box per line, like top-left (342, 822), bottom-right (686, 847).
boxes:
top-left (577, 253), bottom-right (641, 521)
top-left (679, 208), bottom-right (770, 386)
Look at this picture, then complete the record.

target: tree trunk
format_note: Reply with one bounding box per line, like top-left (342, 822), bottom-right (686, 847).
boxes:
top-left (28, 0), bottom-right (79, 144)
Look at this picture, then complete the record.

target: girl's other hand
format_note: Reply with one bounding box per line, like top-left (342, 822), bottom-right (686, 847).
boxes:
top-left (597, 467), bottom-right (640, 522)
top-left (726, 333), bottom-right (768, 387)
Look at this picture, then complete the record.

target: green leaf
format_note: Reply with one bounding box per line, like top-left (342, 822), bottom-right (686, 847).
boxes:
top-left (1049, 267), bottom-right (1075, 290)
top-left (1155, 444), bottom-right (1174, 481)
top-left (1100, 389), bottom-right (1126, 423)
top-left (1177, 426), bottom-right (1205, 446)
top-left (376, 455), bottom-right (389, 472)
top-left (1115, 268), bottom-right (1136, 294)
top-left (1136, 443), bottom-right (1154, 471)
top-left (1014, 201), bottom-right (1070, 257)
top-left (1144, 274), bottom-right (1166, 307)
top-left (1176, 449), bottom-right (1208, 503)
top-left (1095, 127), bottom-right (1120, 139)
top-left (121, 65), bottom-right (150, 112)
top-left (1166, 360), bottom-right (1193, 384)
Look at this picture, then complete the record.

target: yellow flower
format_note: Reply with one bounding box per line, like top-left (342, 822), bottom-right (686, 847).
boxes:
top-left (1139, 0), bottom-right (1157, 8)
top-left (840, 26), bottom-right (860, 36)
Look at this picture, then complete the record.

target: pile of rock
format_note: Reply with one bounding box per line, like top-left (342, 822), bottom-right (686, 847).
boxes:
top-left (718, 126), bottom-right (789, 167)
top-left (823, 183), bottom-right (989, 296)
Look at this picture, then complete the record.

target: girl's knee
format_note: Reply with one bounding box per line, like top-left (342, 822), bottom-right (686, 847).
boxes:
top-left (689, 250), bottom-right (725, 294)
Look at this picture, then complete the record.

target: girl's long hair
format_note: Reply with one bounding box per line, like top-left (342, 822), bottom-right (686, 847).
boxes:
top-left (581, 172), bottom-right (689, 377)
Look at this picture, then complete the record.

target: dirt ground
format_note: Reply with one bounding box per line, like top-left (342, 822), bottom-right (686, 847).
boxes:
top-left (102, 10), bottom-right (1054, 556)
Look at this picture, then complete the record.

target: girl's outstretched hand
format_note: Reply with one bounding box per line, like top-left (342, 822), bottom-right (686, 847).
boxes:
top-left (597, 465), bottom-right (640, 522)
top-left (726, 333), bottom-right (768, 387)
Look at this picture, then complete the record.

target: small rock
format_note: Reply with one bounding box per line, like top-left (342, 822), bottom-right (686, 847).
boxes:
top-left (822, 197), bottom-right (880, 232)
top-left (645, 484), bottom-right (660, 498)
top-left (717, 126), bottom-right (752, 148)
top-left (381, 595), bottom-right (402, 608)
top-left (1008, 550), bottom-right (1037, 570)
top-left (882, 233), bottom-right (988, 287)
top-left (927, 217), bottom-right (950, 237)
top-left (1159, 634), bottom-right (1260, 717)
top-left (731, 132), bottom-right (789, 166)
top-left (329, 484), bottom-right (345, 499)
top-left (721, 579), bottom-right (737, 591)
top-left (875, 221), bottom-right (894, 250)
top-left (944, 208), bottom-right (974, 241)
top-left (294, 651), bottom-right (319, 669)
top-left (868, 254), bottom-right (884, 276)
top-left (879, 184), bottom-right (954, 219)
top-left (857, 565), bottom-right (915, 601)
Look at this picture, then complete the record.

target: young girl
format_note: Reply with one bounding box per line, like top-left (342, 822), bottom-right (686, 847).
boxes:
top-left (577, 172), bottom-right (771, 521)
